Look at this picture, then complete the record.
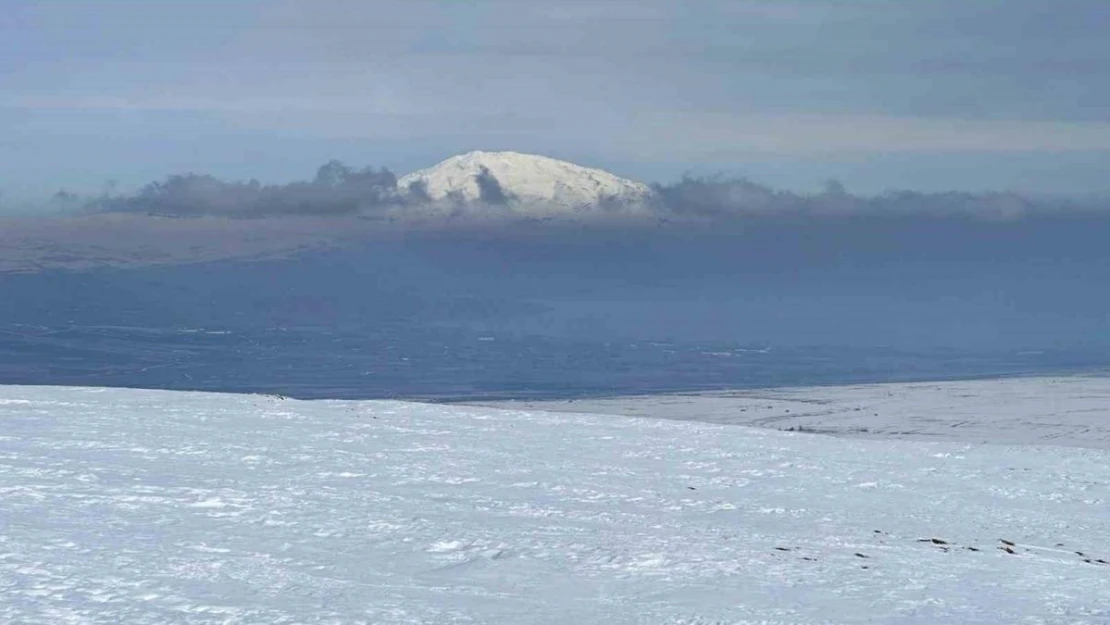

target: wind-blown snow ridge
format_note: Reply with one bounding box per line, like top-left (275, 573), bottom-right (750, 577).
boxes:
top-left (2, 382), bottom-right (1108, 624)
top-left (397, 150), bottom-right (655, 216)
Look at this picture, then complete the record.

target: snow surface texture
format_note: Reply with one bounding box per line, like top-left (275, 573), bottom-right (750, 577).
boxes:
top-left (397, 151), bottom-right (654, 216)
top-left (474, 375), bottom-right (1110, 450)
top-left (2, 382), bottom-right (1109, 624)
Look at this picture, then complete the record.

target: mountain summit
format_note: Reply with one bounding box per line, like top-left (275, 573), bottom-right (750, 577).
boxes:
top-left (397, 151), bottom-right (654, 216)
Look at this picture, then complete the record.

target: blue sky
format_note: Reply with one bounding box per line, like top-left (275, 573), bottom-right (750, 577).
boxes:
top-left (3, 0), bottom-right (1109, 203)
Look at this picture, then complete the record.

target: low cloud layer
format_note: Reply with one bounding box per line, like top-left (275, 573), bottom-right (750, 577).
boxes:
top-left (86, 161), bottom-right (403, 218)
top-left (648, 176), bottom-right (1056, 221)
top-left (76, 158), bottom-right (1103, 223)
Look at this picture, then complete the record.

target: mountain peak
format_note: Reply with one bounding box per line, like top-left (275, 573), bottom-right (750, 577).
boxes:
top-left (397, 151), bottom-right (654, 216)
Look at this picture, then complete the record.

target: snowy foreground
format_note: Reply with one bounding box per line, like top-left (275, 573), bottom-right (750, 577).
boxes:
top-left (2, 383), bottom-right (1109, 624)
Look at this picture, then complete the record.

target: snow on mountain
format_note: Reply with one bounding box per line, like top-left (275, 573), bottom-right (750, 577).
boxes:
top-left (397, 150), bottom-right (655, 216)
top-left (3, 381), bottom-right (1110, 624)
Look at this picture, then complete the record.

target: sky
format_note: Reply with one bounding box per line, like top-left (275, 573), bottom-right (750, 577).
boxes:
top-left (3, 0), bottom-right (1110, 204)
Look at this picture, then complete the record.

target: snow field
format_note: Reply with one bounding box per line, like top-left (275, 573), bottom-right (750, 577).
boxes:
top-left (1, 384), bottom-right (1108, 624)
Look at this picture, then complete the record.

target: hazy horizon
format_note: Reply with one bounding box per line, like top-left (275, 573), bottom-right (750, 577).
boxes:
top-left (5, 0), bottom-right (1110, 206)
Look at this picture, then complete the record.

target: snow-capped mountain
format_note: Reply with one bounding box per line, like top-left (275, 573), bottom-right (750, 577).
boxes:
top-left (397, 151), bottom-right (655, 216)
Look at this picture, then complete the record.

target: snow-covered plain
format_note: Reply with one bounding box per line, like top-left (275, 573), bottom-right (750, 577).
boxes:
top-left (2, 382), bottom-right (1109, 624)
top-left (474, 375), bottom-right (1110, 450)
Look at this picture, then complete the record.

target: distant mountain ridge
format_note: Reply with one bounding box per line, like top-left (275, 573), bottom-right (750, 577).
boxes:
top-left (397, 151), bottom-right (655, 216)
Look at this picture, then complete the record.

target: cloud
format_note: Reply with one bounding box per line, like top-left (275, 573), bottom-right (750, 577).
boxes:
top-left (90, 161), bottom-right (404, 217)
top-left (647, 175), bottom-right (1056, 221)
top-left (80, 156), bottom-right (1106, 224)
